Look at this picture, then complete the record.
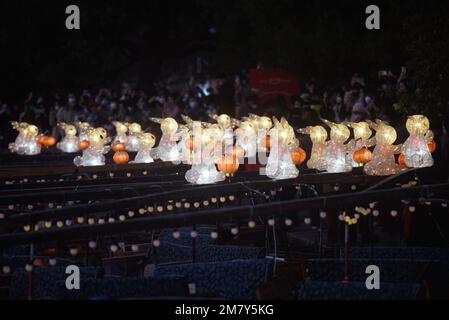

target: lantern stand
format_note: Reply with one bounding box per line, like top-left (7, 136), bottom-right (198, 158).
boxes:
top-left (342, 223), bottom-right (350, 284)
top-left (191, 224), bottom-right (197, 263)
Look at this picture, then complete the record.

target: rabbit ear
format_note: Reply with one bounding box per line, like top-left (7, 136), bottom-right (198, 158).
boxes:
top-left (272, 116), bottom-right (280, 126)
top-left (57, 122), bottom-right (66, 129)
top-left (210, 114), bottom-right (218, 121)
top-left (181, 114), bottom-right (193, 124)
top-left (149, 117), bottom-right (163, 124)
top-left (366, 120), bottom-right (378, 130)
top-left (280, 117), bottom-right (288, 126)
top-left (321, 118), bottom-right (334, 128)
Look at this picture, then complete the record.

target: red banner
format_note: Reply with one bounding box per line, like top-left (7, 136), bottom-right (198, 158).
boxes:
top-left (249, 68), bottom-right (300, 104)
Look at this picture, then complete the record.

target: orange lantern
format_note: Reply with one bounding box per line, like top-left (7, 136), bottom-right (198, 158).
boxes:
top-left (113, 151), bottom-right (129, 164)
top-left (112, 143), bottom-right (126, 152)
top-left (79, 140), bottom-right (90, 150)
top-left (38, 136), bottom-right (57, 148)
top-left (185, 137), bottom-right (195, 151)
top-left (217, 156), bottom-right (239, 176)
top-left (231, 146), bottom-right (245, 159)
top-left (398, 153), bottom-right (406, 166)
top-left (291, 147), bottom-right (307, 165)
top-left (428, 140), bottom-right (436, 153)
top-left (353, 147), bottom-right (373, 165)
top-left (261, 135), bottom-right (271, 150)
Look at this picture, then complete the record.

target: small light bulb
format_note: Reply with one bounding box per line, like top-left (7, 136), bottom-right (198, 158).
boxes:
top-left (351, 185), bottom-right (357, 191)
top-left (110, 245), bottom-right (118, 253)
top-left (231, 227), bottom-right (239, 235)
top-left (77, 217), bottom-right (84, 224)
top-left (220, 197), bottom-right (226, 203)
top-left (48, 258), bottom-right (57, 266)
top-left (373, 210), bottom-right (380, 217)
top-left (176, 202), bottom-right (182, 208)
top-left (285, 218), bottom-right (293, 226)
top-left (268, 219), bottom-right (275, 226)
top-left (228, 195), bottom-right (235, 201)
top-left (194, 202), bottom-right (200, 208)
top-left (248, 221), bottom-right (256, 228)
top-left (88, 241), bottom-right (97, 249)
top-left (56, 221), bottom-right (64, 228)
top-left (131, 245), bottom-right (139, 252)
top-left (391, 210), bottom-right (398, 217)
top-left (70, 248), bottom-right (78, 256)
top-left (304, 217), bottom-right (311, 225)
top-left (409, 206), bottom-right (416, 213)
top-left (108, 217), bottom-right (115, 223)
top-left (172, 231), bottom-right (181, 239)
top-left (45, 221), bottom-right (52, 229)
top-left (128, 210), bottom-right (135, 217)
top-left (25, 264), bottom-right (33, 272)
top-left (184, 202), bottom-right (191, 209)
top-left (119, 215), bottom-right (126, 221)
top-left (98, 218), bottom-right (105, 224)
top-left (2, 266), bottom-right (11, 274)
top-left (157, 206), bottom-right (164, 212)
top-left (210, 231), bottom-right (218, 239)
top-left (320, 211), bottom-right (327, 219)
top-left (167, 205), bottom-right (173, 211)
top-left (190, 231), bottom-right (198, 238)
top-left (203, 200), bottom-right (209, 206)
top-left (153, 239), bottom-right (161, 247)
top-left (211, 197), bottom-right (217, 203)
top-left (88, 218), bottom-right (95, 225)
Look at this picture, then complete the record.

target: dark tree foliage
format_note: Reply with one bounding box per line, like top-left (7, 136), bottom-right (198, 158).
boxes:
top-left (0, 0), bottom-right (448, 118)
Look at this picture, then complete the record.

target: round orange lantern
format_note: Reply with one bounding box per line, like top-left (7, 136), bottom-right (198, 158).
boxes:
top-left (428, 140), bottom-right (436, 153)
top-left (398, 153), bottom-right (406, 166)
top-left (112, 143), bottom-right (126, 152)
top-left (185, 137), bottom-right (195, 151)
top-left (291, 147), bottom-right (307, 165)
top-left (217, 156), bottom-right (239, 176)
top-left (261, 135), bottom-right (271, 150)
top-left (79, 140), bottom-right (90, 150)
top-left (231, 146), bottom-right (245, 159)
top-left (113, 151), bottom-right (129, 164)
top-left (38, 136), bottom-right (57, 148)
top-left (353, 147), bottom-right (373, 165)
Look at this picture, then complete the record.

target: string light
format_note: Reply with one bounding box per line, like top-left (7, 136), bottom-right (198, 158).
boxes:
top-left (268, 219), bottom-right (275, 226)
top-left (248, 221), bottom-right (256, 228)
top-left (391, 210), bottom-right (398, 217)
top-left (56, 221), bottom-right (64, 228)
top-left (88, 218), bottom-right (95, 225)
top-left (190, 230), bottom-right (198, 239)
top-left (152, 239), bottom-right (161, 247)
top-left (48, 258), bottom-right (57, 266)
top-left (304, 217), bottom-right (311, 225)
top-left (285, 218), bottom-right (293, 226)
top-left (2, 266), bottom-right (11, 274)
top-left (231, 227), bottom-right (239, 235)
top-left (88, 241), bottom-right (97, 249)
top-left (210, 231), bottom-right (218, 239)
top-left (172, 231), bottom-right (181, 240)
top-left (373, 210), bottom-right (380, 217)
top-left (128, 210), bottom-right (135, 217)
top-left (409, 206), bottom-right (416, 212)
top-left (320, 211), bottom-right (327, 219)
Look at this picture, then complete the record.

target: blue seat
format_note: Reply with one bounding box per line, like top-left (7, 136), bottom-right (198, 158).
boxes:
top-left (298, 280), bottom-right (424, 300)
top-left (306, 258), bottom-right (431, 283)
top-left (9, 266), bottom-right (99, 300)
top-left (53, 275), bottom-right (188, 300)
top-left (340, 246), bottom-right (449, 280)
top-left (151, 242), bottom-right (265, 264)
top-left (154, 259), bottom-right (273, 299)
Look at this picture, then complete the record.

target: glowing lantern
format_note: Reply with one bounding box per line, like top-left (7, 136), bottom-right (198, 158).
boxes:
top-left (57, 123), bottom-right (80, 153)
top-left (131, 133), bottom-right (156, 163)
top-left (364, 120), bottom-right (406, 176)
top-left (353, 147), bottom-right (373, 165)
top-left (322, 120), bottom-right (352, 173)
top-left (150, 117), bottom-right (182, 162)
top-left (39, 136), bottom-right (57, 148)
top-left (185, 137), bottom-right (195, 151)
top-left (232, 146), bottom-right (245, 159)
top-left (74, 127), bottom-right (111, 167)
top-left (261, 136), bottom-right (271, 150)
top-left (217, 156), bottom-right (239, 176)
top-left (79, 140), bottom-right (90, 150)
top-left (398, 153), bottom-right (407, 166)
top-left (402, 115), bottom-right (434, 168)
top-left (113, 151), bottom-right (129, 164)
top-left (298, 125), bottom-right (328, 171)
top-left (112, 143), bottom-right (126, 152)
top-left (428, 140), bottom-right (436, 153)
top-left (291, 147), bottom-right (307, 165)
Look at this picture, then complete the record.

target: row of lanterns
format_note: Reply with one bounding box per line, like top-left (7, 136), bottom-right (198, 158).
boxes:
top-left (8, 114), bottom-right (435, 183)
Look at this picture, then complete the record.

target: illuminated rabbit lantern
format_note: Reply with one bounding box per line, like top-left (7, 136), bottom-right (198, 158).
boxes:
top-left (321, 120), bottom-right (352, 173)
top-left (9, 122), bottom-right (41, 155)
top-left (73, 127), bottom-right (111, 167)
top-left (235, 120), bottom-right (257, 159)
top-left (265, 117), bottom-right (299, 180)
top-left (364, 120), bottom-right (406, 176)
top-left (76, 122), bottom-right (92, 142)
top-left (131, 133), bottom-right (156, 163)
top-left (150, 117), bottom-right (184, 162)
top-left (346, 121), bottom-right (374, 167)
top-left (246, 114), bottom-right (273, 152)
top-left (125, 123), bottom-right (142, 152)
top-left (180, 114), bottom-right (208, 163)
top-left (57, 123), bottom-right (80, 153)
top-left (185, 126), bottom-right (225, 184)
top-left (402, 115), bottom-right (434, 168)
top-left (297, 125), bottom-right (328, 171)
top-left (211, 113), bottom-right (235, 149)
top-left (113, 121), bottom-right (129, 145)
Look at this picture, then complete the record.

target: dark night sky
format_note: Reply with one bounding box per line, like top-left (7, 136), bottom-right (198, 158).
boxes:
top-left (1, 0), bottom-right (449, 102)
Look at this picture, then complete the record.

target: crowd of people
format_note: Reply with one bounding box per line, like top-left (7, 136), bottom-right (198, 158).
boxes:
top-left (0, 65), bottom-right (447, 152)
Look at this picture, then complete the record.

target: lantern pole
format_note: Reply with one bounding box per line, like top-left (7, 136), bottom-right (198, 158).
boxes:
top-left (342, 223), bottom-right (350, 284)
